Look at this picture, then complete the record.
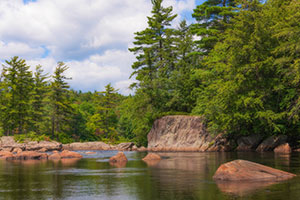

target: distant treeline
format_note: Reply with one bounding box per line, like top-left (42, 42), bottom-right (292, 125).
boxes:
top-left (1, 0), bottom-right (300, 146)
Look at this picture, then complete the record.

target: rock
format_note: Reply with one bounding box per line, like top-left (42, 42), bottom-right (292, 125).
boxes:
top-left (85, 151), bottom-right (96, 155)
top-left (142, 153), bottom-right (161, 161)
top-left (48, 153), bottom-right (61, 160)
top-left (25, 141), bottom-right (62, 151)
top-left (115, 142), bottom-right (134, 151)
top-left (13, 151), bottom-right (48, 160)
top-left (274, 143), bottom-right (291, 154)
top-left (62, 142), bottom-right (111, 150)
top-left (131, 145), bottom-right (138, 151)
top-left (2, 147), bottom-right (13, 152)
top-left (0, 151), bottom-right (14, 159)
top-left (137, 146), bottom-right (147, 152)
top-left (236, 135), bottom-right (263, 151)
top-left (12, 147), bottom-right (23, 154)
top-left (147, 115), bottom-right (229, 152)
top-left (256, 135), bottom-right (287, 152)
top-left (109, 152), bottom-right (128, 163)
top-left (38, 148), bottom-right (48, 152)
top-left (213, 159), bottom-right (296, 181)
top-left (60, 150), bottom-right (83, 159)
top-left (294, 148), bottom-right (300, 152)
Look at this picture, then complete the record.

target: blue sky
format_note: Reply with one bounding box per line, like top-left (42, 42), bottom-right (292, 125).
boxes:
top-left (0, 0), bottom-right (205, 94)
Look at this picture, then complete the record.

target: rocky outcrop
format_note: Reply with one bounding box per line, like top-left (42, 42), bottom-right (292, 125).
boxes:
top-left (0, 136), bottom-right (62, 152)
top-left (0, 151), bottom-right (14, 159)
top-left (274, 143), bottom-right (291, 154)
top-left (236, 135), bottom-right (263, 151)
top-left (256, 135), bottom-right (287, 152)
top-left (109, 152), bottom-right (128, 164)
top-left (12, 151), bottom-right (48, 160)
top-left (62, 142), bottom-right (111, 151)
top-left (115, 142), bottom-right (134, 151)
top-left (213, 159), bottom-right (296, 181)
top-left (147, 115), bottom-right (231, 152)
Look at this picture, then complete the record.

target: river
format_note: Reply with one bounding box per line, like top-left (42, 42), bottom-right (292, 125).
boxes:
top-left (0, 151), bottom-right (299, 200)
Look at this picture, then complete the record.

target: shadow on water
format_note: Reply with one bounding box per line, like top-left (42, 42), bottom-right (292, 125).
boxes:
top-left (0, 151), bottom-right (299, 199)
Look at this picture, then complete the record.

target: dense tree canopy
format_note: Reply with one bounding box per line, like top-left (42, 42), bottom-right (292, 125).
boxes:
top-left (0, 0), bottom-right (300, 146)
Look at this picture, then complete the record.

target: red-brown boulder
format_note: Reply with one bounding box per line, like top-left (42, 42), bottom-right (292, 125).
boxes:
top-left (14, 151), bottom-right (48, 160)
top-left (274, 143), bottom-right (291, 154)
top-left (109, 152), bottom-right (128, 163)
top-left (0, 151), bottom-right (14, 159)
top-left (213, 160), bottom-right (296, 181)
top-left (60, 150), bottom-right (83, 159)
top-left (48, 153), bottom-right (61, 160)
top-left (142, 153), bottom-right (161, 161)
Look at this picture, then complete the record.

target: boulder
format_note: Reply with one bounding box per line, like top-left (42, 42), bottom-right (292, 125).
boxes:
top-left (213, 159), bottom-right (296, 181)
top-left (142, 153), bottom-right (161, 161)
top-left (85, 151), bottom-right (96, 155)
top-left (137, 146), bottom-right (147, 152)
top-left (274, 143), bottom-right (291, 154)
top-left (12, 147), bottom-right (23, 154)
top-left (48, 153), bottom-right (61, 160)
top-left (13, 151), bottom-right (48, 160)
top-left (236, 135), bottom-right (263, 151)
top-left (38, 148), bottom-right (48, 152)
top-left (60, 150), bottom-right (83, 159)
top-left (25, 141), bottom-right (62, 151)
top-left (256, 135), bottom-right (287, 152)
top-left (115, 142), bottom-right (134, 151)
top-left (62, 142), bottom-right (111, 150)
top-left (109, 152), bottom-right (128, 163)
top-left (147, 115), bottom-right (229, 152)
top-left (131, 145), bottom-right (138, 151)
top-left (0, 151), bottom-right (14, 159)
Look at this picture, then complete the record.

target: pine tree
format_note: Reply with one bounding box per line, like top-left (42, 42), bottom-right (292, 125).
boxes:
top-left (1, 57), bottom-right (33, 135)
top-left (129, 0), bottom-right (177, 110)
top-left (50, 62), bottom-right (72, 140)
top-left (191, 0), bottom-right (237, 56)
top-left (31, 65), bottom-right (49, 134)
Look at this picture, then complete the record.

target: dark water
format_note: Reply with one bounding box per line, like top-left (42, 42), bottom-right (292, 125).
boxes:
top-left (0, 151), bottom-right (300, 200)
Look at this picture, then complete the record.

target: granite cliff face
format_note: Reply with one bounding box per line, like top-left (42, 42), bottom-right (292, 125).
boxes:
top-left (147, 115), bottom-right (232, 152)
top-left (147, 115), bottom-right (292, 152)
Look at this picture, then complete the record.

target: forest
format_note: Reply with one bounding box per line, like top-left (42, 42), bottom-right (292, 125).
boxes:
top-left (0, 0), bottom-right (299, 146)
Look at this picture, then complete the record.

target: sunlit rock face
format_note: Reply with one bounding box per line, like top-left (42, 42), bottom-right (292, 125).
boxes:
top-left (147, 115), bottom-right (232, 152)
top-left (213, 159), bottom-right (296, 181)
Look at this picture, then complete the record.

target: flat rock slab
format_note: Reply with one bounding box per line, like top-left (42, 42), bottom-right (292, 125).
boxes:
top-left (213, 159), bottom-right (296, 181)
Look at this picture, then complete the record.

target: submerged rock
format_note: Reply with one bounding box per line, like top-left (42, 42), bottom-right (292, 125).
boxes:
top-left (109, 152), bottom-right (128, 163)
top-left (142, 153), bottom-right (161, 161)
top-left (213, 159), bottom-right (296, 181)
top-left (274, 143), bottom-right (291, 154)
top-left (60, 150), bottom-right (83, 159)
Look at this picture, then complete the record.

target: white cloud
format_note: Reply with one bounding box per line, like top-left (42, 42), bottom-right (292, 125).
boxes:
top-left (0, 0), bottom-right (197, 94)
top-left (0, 41), bottom-right (44, 60)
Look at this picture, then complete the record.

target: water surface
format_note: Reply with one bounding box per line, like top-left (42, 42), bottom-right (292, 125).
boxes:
top-left (0, 151), bottom-right (300, 200)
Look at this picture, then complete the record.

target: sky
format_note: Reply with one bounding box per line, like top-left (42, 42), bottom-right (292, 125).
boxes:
top-left (0, 0), bottom-right (205, 95)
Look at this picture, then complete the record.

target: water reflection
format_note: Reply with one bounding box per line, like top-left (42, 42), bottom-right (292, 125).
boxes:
top-left (0, 151), bottom-right (298, 200)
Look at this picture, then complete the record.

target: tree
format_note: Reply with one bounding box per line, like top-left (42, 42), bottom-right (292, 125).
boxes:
top-left (1, 57), bottom-right (33, 135)
top-left (50, 62), bottom-right (72, 140)
top-left (30, 65), bottom-right (49, 134)
top-left (191, 0), bottom-right (237, 56)
top-left (129, 0), bottom-right (177, 110)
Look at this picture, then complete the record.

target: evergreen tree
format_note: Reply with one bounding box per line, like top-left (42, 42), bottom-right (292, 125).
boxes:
top-left (191, 0), bottom-right (237, 56)
top-left (31, 65), bottom-right (49, 134)
top-left (1, 57), bottom-right (33, 135)
top-left (50, 62), bottom-right (72, 140)
top-left (129, 0), bottom-right (177, 110)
